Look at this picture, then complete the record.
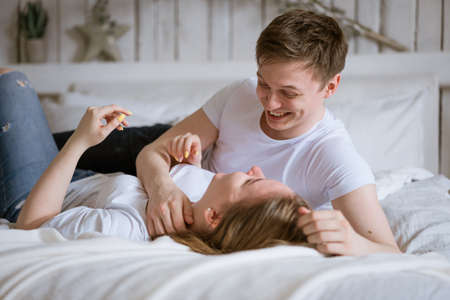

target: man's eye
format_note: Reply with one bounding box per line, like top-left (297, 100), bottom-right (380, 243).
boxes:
top-left (283, 92), bottom-right (297, 99)
top-left (258, 81), bottom-right (269, 89)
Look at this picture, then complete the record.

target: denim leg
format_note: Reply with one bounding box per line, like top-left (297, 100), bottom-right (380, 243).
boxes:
top-left (0, 72), bottom-right (96, 222)
top-left (0, 71), bottom-right (60, 222)
top-left (53, 124), bottom-right (171, 176)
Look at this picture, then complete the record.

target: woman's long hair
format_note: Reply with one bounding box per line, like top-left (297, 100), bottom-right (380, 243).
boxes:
top-left (170, 195), bottom-right (311, 255)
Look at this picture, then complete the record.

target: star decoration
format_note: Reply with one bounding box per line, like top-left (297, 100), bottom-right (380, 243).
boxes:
top-left (75, 21), bottom-right (130, 62)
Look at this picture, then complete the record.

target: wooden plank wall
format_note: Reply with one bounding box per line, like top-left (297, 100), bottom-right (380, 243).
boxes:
top-left (2, 0), bottom-right (449, 64)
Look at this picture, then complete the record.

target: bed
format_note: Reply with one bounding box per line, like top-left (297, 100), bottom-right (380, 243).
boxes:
top-left (1, 53), bottom-right (450, 299)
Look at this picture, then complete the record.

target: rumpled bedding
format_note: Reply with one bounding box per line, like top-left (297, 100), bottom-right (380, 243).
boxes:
top-left (1, 170), bottom-right (450, 299)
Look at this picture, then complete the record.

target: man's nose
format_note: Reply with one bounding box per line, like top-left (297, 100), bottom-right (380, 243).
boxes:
top-left (265, 92), bottom-right (282, 110)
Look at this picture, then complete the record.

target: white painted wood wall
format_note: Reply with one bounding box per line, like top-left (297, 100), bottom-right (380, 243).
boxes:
top-left (1, 0), bottom-right (449, 63)
top-left (1, 0), bottom-right (450, 175)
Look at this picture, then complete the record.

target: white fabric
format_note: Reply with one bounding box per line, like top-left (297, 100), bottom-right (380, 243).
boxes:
top-left (374, 167), bottom-right (434, 200)
top-left (40, 164), bottom-right (214, 240)
top-left (1, 170), bottom-right (450, 299)
top-left (202, 77), bottom-right (374, 209)
top-left (42, 80), bottom-right (232, 133)
top-left (0, 230), bottom-right (449, 299)
top-left (380, 175), bottom-right (450, 259)
top-left (326, 74), bottom-right (437, 173)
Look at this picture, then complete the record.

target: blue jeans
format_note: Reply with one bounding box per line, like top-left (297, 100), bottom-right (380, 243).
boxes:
top-left (0, 71), bottom-right (171, 222)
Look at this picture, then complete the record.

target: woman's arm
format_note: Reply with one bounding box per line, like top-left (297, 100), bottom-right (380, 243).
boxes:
top-left (15, 105), bottom-right (131, 230)
top-left (298, 184), bottom-right (401, 256)
top-left (15, 136), bottom-right (85, 229)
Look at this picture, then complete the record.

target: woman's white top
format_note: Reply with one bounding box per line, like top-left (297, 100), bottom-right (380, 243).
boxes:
top-left (40, 164), bottom-right (215, 241)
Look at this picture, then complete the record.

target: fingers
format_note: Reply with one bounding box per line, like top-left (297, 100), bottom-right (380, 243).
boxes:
top-left (182, 197), bottom-right (194, 225)
top-left (160, 203), bottom-right (176, 234)
top-left (147, 217), bottom-right (156, 239)
top-left (168, 133), bottom-right (201, 163)
top-left (103, 108), bottom-right (131, 133)
top-left (302, 219), bottom-right (340, 235)
top-left (98, 104), bottom-right (132, 117)
top-left (316, 242), bottom-right (345, 255)
top-left (297, 209), bottom-right (354, 255)
top-left (297, 209), bottom-right (344, 228)
top-left (306, 230), bottom-right (345, 244)
top-left (146, 195), bottom-right (191, 238)
top-left (169, 199), bottom-right (188, 232)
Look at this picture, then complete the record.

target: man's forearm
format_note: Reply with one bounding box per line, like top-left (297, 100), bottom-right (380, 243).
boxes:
top-left (136, 144), bottom-right (174, 198)
top-left (360, 237), bottom-right (402, 255)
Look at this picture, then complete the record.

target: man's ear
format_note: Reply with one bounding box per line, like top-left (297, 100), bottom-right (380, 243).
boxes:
top-left (324, 73), bottom-right (341, 99)
top-left (204, 208), bottom-right (221, 230)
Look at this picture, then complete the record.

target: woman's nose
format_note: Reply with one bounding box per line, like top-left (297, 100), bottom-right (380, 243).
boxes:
top-left (247, 166), bottom-right (265, 178)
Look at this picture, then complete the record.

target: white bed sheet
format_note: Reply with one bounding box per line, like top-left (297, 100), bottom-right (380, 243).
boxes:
top-left (1, 171), bottom-right (450, 299)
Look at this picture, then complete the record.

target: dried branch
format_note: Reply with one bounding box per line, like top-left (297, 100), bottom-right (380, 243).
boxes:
top-left (277, 0), bottom-right (409, 52)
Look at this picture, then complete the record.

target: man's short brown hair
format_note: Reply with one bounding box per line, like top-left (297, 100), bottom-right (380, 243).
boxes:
top-left (256, 9), bottom-right (348, 89)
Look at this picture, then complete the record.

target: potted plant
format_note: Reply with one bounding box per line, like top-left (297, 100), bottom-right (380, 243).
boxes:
top-left (19, 1), bottom-right (48, 63)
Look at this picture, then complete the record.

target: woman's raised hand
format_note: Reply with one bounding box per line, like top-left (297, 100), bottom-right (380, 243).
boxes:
top-left (167, 132), bottom-right (202, 168)
top-left (71, 104), bottom-right (132, 150)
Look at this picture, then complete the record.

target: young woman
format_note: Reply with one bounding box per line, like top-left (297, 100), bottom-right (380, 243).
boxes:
top-left (0, 69), bottom-right (311, 254)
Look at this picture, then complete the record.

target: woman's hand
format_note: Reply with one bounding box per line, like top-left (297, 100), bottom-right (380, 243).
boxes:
top-left (70, 104), bottom-right (132, 150)
top-left (297, 207), bottom-right (368, 256)
top-left (167, 132), bottom-right (202, 168)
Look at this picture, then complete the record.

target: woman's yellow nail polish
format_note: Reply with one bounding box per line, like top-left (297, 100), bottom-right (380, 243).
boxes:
top-left (184, 151), bottom-right (189, 159)
top-left (117, 113), bottom-right (125, 122)
top-left (127, 110), bottom-right (133, 115)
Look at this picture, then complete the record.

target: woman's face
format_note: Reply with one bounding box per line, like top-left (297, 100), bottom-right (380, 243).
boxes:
top-left (256, 60), bottom-right (339, 140)
top-left (197, 166), bottom-right (295, 216)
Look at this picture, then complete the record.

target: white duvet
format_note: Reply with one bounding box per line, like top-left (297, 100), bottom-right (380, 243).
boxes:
top-left (1, 169), bottom-right (450, 299)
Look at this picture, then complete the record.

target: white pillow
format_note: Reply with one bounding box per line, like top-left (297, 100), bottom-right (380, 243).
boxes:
top-left (42, 81), bottom-right (232, 133)
top-left (326, 74), bottom-right (437, 173)
top-left (42, 75), bottom-right (437, 174)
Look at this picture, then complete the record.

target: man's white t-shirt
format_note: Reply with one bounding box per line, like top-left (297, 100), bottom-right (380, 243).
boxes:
top-left (40, 164), bottom-right (215, 241)
top-left (202, 77), bottom-right (374, 209)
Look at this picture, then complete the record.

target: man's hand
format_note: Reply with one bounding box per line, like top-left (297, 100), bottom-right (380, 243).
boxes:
top-left (145, 179), bottom-right (194, 239)
top-left (167, 133), bottom-right (202, 168)
top-left (297, 207), bottom-right (369, 256)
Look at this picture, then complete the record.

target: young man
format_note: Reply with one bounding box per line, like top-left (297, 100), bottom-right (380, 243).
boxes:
top-left (136, 10), bottom-right (401, 256)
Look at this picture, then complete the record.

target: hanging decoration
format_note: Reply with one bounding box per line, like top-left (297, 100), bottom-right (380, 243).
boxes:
top-left (276, 0), bottom-right (409, 52)
top-left (74, 0), bottom-right (130, 62)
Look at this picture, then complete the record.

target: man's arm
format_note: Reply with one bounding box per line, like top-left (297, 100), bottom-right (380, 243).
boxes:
top-left (298, 184), bottom-right (401, 256)
top-left (135, 108), bottom-right (218, 238)
top-left (331, 184), bottom-right (401, 254)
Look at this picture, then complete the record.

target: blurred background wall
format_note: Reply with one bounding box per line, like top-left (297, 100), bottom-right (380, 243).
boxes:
top-left (0, 0), bottom-right (449, 65)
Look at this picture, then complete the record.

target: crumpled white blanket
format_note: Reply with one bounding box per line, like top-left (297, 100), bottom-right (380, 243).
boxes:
top-left (374, 167), bottom-right (434, 200)
top-left (0, 229), bottom-right (449, 300)
top-left (1, 169), bottom-right (450, 299)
